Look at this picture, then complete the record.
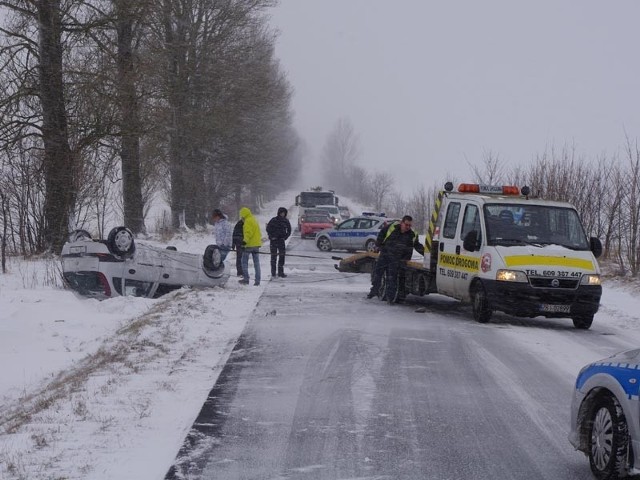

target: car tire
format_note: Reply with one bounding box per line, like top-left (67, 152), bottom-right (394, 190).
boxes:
top-left (573, 315), bottom-right (594, 330)
top-left (378, 270), bottom-right (398, 302)
top-left (107, 227), bottom-right (135, 258)
top-left (203, 244), bottom-right (225, 278)
top-left (365, 239), bottom-right (377, 252)
top-left (317, 236), bottom-right (332, 252)
top-left (588, 394), bottom-right (629, 480)
top-left (69, 229), bottom-right (92, 242)
top-left (471, 281), bottom-right (491, 323)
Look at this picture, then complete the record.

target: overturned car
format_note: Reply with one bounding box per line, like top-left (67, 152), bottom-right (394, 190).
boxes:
top-left (61, 227), bottom-right (228, 299)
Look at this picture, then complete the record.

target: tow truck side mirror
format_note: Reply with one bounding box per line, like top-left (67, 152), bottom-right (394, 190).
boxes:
top-left (590, 237), bottom-right (603, 259)
top-left (463, 231), bottom-right (480, 252)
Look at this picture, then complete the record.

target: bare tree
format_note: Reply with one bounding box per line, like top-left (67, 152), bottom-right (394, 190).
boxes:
top-left (370, 171), bottom-right (395, 213)
top-left (321, 117), bottom-right (360, 192)
top-left (469, 150), bottom-right (506, 185)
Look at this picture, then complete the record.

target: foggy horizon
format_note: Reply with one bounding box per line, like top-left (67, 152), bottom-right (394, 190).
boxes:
top-left (271, 0), bottom-right (640, 191)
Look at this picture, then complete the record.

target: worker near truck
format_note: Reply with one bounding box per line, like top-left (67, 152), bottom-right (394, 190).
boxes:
top-left (367, 215), bottom-right (424, 304)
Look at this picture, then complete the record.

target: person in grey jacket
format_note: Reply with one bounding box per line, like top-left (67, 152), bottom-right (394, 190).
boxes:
top-left (211, 208), bottom-right (233, 262)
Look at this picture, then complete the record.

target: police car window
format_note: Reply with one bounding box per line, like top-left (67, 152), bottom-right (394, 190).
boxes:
top-left (358, 219), bottom-right (375, 229)
top-left (461, 204), bottom-right (481, 243)
top-left (443, 202), bottom-right (461, 239)
top-left (339, 219), bottom-right (357, 229)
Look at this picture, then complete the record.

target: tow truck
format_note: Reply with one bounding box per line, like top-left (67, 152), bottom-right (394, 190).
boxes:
top-left (336, 182), bottom-right (603, 329)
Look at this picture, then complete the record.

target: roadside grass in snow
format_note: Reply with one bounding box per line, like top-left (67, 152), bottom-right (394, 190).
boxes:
top-left (0, 284), bottom-right (247, 479)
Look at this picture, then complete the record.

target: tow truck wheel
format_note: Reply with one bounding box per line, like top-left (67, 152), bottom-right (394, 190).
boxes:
top-left (378, 271), bottom-right (399, 302)
top-left (572, 315), bottom-right (594, 330)
top-left (587, 394), bottom-right (628, 479)
top-left (471, 282), bottom-right (492, 323)
top-left (378, 274), bottom-right (387, 300)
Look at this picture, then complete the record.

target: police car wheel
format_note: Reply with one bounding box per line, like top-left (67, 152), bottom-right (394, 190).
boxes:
top-left (588, 394), bottom-right (628, 479)
top-left (471, 282), bottom-right (491, 323)
top-left (572, 315), bottom-right (594, 330)
top-left (365, 239), bottom-right (377, 252)
top-left (316, 237), bottom-right (332, 252)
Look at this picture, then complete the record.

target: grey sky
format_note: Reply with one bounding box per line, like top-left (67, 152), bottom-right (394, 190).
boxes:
top-left (270, 0), bottom-right (640, 190)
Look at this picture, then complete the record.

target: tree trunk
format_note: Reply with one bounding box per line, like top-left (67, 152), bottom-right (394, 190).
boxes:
top-left (116, 2), bottom-right (145, 233)
top-left (38, 0), bottom-right (75, 253)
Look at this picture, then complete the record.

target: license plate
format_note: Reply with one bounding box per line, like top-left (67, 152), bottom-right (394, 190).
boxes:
top-left (540, 304), bottom-right (571, 313)
top-left (70, 245), bottom-right (86, 254)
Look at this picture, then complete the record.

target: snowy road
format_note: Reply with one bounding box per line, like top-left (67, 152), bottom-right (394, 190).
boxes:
top-left (165, 233), bottom-right (633, 479)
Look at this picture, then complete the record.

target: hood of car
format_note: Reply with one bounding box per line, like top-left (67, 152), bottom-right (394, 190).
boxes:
top-left (598, 348), bottom-right (640, 365)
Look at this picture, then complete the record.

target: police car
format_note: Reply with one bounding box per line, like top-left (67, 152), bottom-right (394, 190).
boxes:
top-left (570, 349), bottom-right (640, 479)
top-left (62, 227), bottom-right (228, 299)
top-left (316, 216), bottom-right (392, 253)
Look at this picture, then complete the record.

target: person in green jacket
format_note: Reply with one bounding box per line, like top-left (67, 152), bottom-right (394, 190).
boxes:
top-left (238, 207), bottom-right (263, 286)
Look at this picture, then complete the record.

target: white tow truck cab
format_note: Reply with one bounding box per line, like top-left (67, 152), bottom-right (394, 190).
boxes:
top-left (338, 182), bottom-right (603, 329)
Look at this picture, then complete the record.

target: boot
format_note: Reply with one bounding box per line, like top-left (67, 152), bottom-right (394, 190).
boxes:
top-left (278, 269), bottom-right (287, 278)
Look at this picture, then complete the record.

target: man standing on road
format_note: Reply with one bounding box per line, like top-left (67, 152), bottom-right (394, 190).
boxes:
top-left (232, 217), bottom-right (244, 277)
top-left (367, 215), bottom-right (424, 304)
top-left (238, 207), bottom-right (262, 286)
top-left (266, 207), bottom-right (292, 278)
top-left (211, 208), bottom-right (233, 262)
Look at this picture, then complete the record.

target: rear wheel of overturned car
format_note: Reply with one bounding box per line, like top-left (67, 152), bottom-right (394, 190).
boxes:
top-left (471, 281), bottom-right (492, 323)
top-left (107, 227), bottom-right (135, 258)
top-left (572, 314), bottom-right (594, 330)
top-left (588, 394), bottom-right (629, 480)
top-left (317, 236), bottom-right (332, 252)
top-left (365, 239), bottom-right (377, 252)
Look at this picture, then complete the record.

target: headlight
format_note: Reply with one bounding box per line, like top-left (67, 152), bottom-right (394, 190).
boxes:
top-left (580, 274), bottom-right (601, 286)
top-left (496, 269), bottom-right (528, 283)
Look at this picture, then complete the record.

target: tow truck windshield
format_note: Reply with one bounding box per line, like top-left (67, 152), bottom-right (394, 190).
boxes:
top-left (483, 204), bottom-right (590, 250)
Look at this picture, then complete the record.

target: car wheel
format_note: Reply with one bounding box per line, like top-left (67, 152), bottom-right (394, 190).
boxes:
top-left (378, 270), bottom-right (398, 302)
top-left (378, 272), bottom-right (387, 300)
top-left (471, 281), bottom-right (491, 323)
top-left (573, 315), bottom-right (594, 330)
top-left (365, 239), bottom-right (377, 252)
top-left (317, 236), bottom-right (332, 252)
top-left (107, 227), bottom-right (135, 258)
top-left (203, 244), bottom-right (225, 277)
top-left (69, 229), bottom-right (92, 242)
top-left (588, 394), bottom-right (629, 480)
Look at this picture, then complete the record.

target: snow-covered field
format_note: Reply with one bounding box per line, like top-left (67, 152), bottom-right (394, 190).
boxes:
top-left (2, 191), bottom-right (640, 479)
top-left (0, 194), bottom-right (296, 480)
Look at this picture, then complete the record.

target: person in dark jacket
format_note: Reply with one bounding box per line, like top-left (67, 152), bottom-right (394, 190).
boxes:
top-left (232, 218), bottom-right (244, 277)
top-left (368, 215), bottom-right (424, 304)
top-left (266, 207), bottom-right (292, 278)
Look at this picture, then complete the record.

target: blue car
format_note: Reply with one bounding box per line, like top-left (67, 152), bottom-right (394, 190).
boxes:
top-left (315, 216), bottom-right (391, 253)
top-left (569, 348), bottom-right (640, 479)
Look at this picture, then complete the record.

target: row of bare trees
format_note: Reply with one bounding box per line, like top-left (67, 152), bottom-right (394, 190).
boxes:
top-left (320, 119), bottom-right (640, 276)
top-left (0, 0), bottom-right (300, 261)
